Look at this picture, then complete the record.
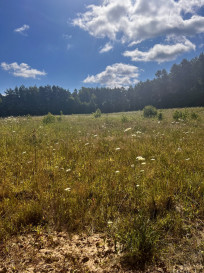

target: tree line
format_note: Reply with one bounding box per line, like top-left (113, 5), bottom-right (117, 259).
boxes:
top-left (0, 53), bottom-right (204, 117)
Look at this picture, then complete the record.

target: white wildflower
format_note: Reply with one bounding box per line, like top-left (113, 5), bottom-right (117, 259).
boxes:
top-left (94, 135), bottom-right (98, 137)
top-left (132, 134), bottom-right (136, 137)
top-left (124, 128), bottom-right (131, 132)
top-left (185, 158), bottom-right (190, 161)
top-left (136, 131), bottom-right (142, 134)
top-left (136, 156), bottom-right (145, 161)
top-left (141, 162), bottom-right (146, 165)
top-left (65, 188), bottom-right (71, 192)
top-left (151, 158), bottom-right (155, 161)
top-left (131, 164), bottom-right (135, 168)
top-left (107, 221), bottom-right (113, 225)
top-left (115, 171), bottom-right (120, 174)
top-left (66, 169), bottom-right (71, 172)
top-left (115, 147), bottom-right (120, 151)
top-left (22, 151), bottom-right (26, 154)
top-left (140, 170), bottom-right (144, 172)
top-left (85, 143), bottom-right (89, 146)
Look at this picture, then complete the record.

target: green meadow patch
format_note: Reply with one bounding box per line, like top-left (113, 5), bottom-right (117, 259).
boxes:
top-left (0, 108), bottom-right (203, 268)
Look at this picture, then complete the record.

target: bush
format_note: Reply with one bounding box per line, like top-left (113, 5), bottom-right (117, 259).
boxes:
top-left (173, 110), bottom-right (182, 121)
top-left (42, 112), bottom-right (56, 124)
top-left (157, 112), bottom-right (163, 121)
top-left (143, 106), bottom-right (157, 118)
top-left (173, 110), bottom-right (189, 121)
top-left (93, 108), bottom-right (102, 118)
top-left (121, 114), bottom-right (129, 123)
top-left (191, 112), bottom-right (199, 120)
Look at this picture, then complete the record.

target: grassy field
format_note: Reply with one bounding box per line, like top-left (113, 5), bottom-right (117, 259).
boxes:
top-left (0, 108), bottom-right (203, 270)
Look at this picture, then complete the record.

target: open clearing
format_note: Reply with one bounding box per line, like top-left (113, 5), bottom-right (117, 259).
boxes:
top-left (0, 108), bottom-right (203, 272)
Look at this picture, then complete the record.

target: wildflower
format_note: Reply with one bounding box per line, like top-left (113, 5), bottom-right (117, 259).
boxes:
top-left (115, 171), bottom-right (120, 174)
top-left (55, 166), bottom-right (59, 168)
top-left (22, 151), bottom-right (26, 154)
top-left (141, 162), bottom-right (146, 165)
top-left (158, 121), bottom-right (161, 124)
top-left (131, 164), bottom-right (135, 168)
top-left (65, 188), bottom-right (71, 192)
top-left (151, 158), bottom-right (155, 161)
top-left (136, 156), bottom-right (145, 161)
top-left (132, 134), bottom-right (136, 137)
top-left (85, 143), bottom-right (89, 146)
top-left (115, 147), bottom-right (120, 151)
top-left (27, 161), bottom-right (32, 164)
top-left (12, 131), bottom-right (16, 133)
top-left (177, 147), bottom-right (182, 151)
top-left (94, 135), bottom-right (98, 137)
top-left (66, 169), bottom-right (71, 172)
top-left (140, 170), bottom-right (144, 172)
top-left (136, 184), bottom-right (140, 187)
top-left (107, 221), bottom-right (113, 225)
top-left (124, 128), bottom-right (131, 132)
top-left (136, 131), bottom-right (142, 134)
top-left (185, 158), bottom-right (190, 161)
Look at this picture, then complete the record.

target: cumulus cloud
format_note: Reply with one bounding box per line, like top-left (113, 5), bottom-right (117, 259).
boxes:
top-left (1, 62), bottom-right (47, 79)
top-left (73, 0), bottom-right (204, 44)
top-left (14, 24), bottom-right (30, 35)
top-left (178, 0), bottom-right (204, 13)
top-left (99, 42), bottom-right (113, 53)
top-left (123, 39), bottom-right (196, 63)
top-left (83, 63), bottom-right (139, 88)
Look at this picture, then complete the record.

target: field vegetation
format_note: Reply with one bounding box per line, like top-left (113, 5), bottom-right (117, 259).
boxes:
top-left (0, 107), bottom-right (203, 270)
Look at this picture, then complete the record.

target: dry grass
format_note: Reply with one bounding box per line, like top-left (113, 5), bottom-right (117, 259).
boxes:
top-left (0, 108), bottom-right (203, 270)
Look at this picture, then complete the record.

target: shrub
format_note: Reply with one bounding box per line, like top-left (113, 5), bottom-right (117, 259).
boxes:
top-left (93, 108), bottom-right (102, 118)
top-left (157, 112), bottom-right (163, 121)
top-left (173, 110), bottom-right (189, 121)
top-left (121, 114), bottom-right (128, 123)
top-left (191, 112), bottom-right (199, 120)
top-left (42, 112), bottom-right (55, 124)
top-left (173, 110), bottom-right (182, 121)
top-left (143, 106), bottom-right (157, 118)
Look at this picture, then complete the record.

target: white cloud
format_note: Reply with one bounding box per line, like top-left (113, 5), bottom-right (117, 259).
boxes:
top-left (123, 39), bottom-right (196, 63)
top-left (83, 63), bottom-right (139, 88)
top-left (73, 0), bottom-right (204, 44)
top-left (178, 0), bottom-right (204, 13)
top-left (99, 42), bottom-right (113, 53)
top-left (1, 62), bottom-right (47, 79)
top-left (14, 24), bottom-right (30, 35)
top-left (63, 34), bottom-right (72, 39)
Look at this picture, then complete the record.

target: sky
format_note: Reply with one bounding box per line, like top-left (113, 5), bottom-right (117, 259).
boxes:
top-left (0, 0), bottom-right (204, 93)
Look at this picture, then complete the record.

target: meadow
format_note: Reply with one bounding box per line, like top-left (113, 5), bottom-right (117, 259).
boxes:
top-left (0, 108), bottom-right (203, 270)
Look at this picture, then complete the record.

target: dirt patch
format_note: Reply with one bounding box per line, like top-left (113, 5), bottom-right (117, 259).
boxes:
top-left (0, 228), bottom-right (203, 272)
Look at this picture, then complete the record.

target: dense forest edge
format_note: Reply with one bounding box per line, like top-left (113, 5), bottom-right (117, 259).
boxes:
top-left (0, 53), bottom-right (204, 117)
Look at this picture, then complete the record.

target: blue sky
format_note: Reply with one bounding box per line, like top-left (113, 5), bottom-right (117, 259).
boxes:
top-left (0, 0), bottom-right (204, 93)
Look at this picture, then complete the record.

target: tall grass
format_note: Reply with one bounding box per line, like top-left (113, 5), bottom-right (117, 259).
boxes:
top-left (0, 108), bottom-right (203, 266)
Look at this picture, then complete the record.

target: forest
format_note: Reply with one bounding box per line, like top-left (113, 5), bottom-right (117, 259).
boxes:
top-left (0, 53), bottom-right (204, 117)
